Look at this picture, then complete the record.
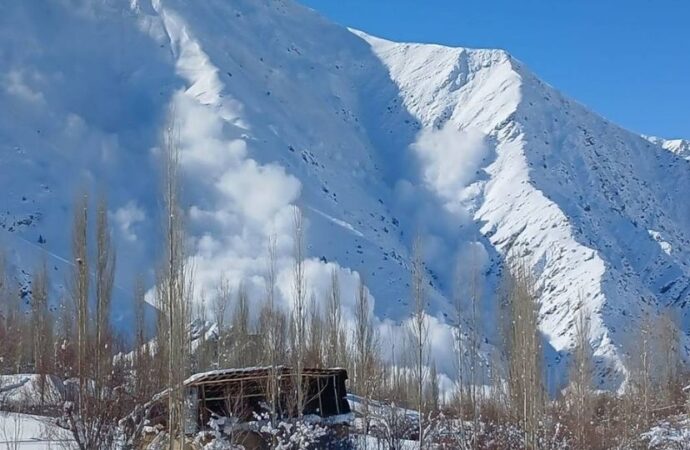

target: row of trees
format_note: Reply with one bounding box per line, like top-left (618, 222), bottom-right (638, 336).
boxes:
top-left (0, 121), bottom-right (688, 449)
top-left (1, 209), bottom-right (688, 449)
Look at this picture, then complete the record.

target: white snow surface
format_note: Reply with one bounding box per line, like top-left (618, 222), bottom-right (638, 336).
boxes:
top-left (0, 411), bottom-right (76, 449)
top-left (0, 375), bottom-right (65, 409)
top-left (645, 136), bottom-right (690, 160)
top-left (1, 0), bottom-right (690, 391)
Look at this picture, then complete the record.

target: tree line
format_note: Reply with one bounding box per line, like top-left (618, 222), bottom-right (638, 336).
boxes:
top-left (0, 122), bottom-right (688, 449)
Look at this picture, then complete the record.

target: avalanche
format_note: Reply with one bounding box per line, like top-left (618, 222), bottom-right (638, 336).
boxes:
top-left (0, 0), bottom-right (689, 392)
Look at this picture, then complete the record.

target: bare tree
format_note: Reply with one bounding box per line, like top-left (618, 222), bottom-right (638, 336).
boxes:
top-left (55, 296), bottom-right (76, 379)
top-left (306, 294), bottom-right (324, 367)
top-left (70, 192), bottom-right (90, 407)
top-left (324, 268), bottom-right (345, 368)
top-left (258, 234), bottom-right (283, 428)
top-left (501, 259), bottom-right (545, 449)
top-left (192, 292), bottom-right (215, 372)
top-left (658, 308), bottom-right (682, 407)
top-left (567, 296), bottom-right (593, 449)
top-left (408, 238), bottom-right (429, 448)
top-left (213, 274), bottom-right (231, 368)
top-left (95, 196), bottom-right (116, 404)
top-left (451, 242), bottom-right (484, 446)
top-left (30, 262), bottom-right (52, 404)
top-left (291, 208), bottom-right (307, 418)
top-left (635, 314), bottom-right (654, 428)
top-left (62, 193), bottom-right (129, 450)
top-left (159, 117), bottom-right (193, 447)
top-left (0, 250), bottom-right (9, 373)
top-left (154, 265), bottom-right (170, 390)
top-left (231, 283), bottom-right (251, 367)
top-left (133, 276), bottom-right (158, 405)
top-left (352, 275), bottom-right (381, 444)
top-left (427, 360), bottom-right (440, 415)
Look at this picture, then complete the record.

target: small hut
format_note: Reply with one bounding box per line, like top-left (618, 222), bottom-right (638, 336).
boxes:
top-left (124, 366), bottom-right (351, 449)
top-left (183, 366), bottom-right (351, 432)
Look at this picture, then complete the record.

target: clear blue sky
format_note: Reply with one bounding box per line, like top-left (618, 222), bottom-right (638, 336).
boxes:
top-left (301, 0), bottom-right (689, 139)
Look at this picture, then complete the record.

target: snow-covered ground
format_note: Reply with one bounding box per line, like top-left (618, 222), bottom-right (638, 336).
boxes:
top-left (0, 375), bottom-right (66, 410)
top-left (0, 412), bottom-right (76, 449)
top-left (1, 0), bottom-right (689, 391)
top-left (641, 415), bottom-right (690, 449)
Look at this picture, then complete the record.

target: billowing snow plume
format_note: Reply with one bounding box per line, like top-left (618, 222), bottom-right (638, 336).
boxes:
top-left (1, 0), bottom-right (689, 391)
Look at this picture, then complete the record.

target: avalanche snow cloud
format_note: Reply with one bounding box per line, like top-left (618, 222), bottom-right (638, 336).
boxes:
top-left (1, 0), bottom-right (690, 390)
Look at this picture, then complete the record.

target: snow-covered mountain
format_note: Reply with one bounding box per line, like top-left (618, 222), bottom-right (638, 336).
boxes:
top-left (645, 136), bottom-right (690, 160)
top-left (1, 0), bottom-right (689, 390)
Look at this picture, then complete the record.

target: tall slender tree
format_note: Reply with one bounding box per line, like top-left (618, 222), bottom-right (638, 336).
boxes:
top-left (213, 274), bottom-right (231, 368)
top-left (352, 275), bottom-right (380, 448)
top-left (232, 283), bottom-right (251, 367)
top-left (71, 192), bottom-right (89, 408)
top-left (325, 268), bottom-right (344, 368)
top-left (502, 259), bottom-right (545, 449)
top-left (159, 117), bottom-right (192, 447)
top-left (409, 238), bottom-right (429, 448)
top-left (31, 262), bottom-right (52, 403)
top-left (95, 196), bottom-right (116, 400)
top-left (568, 296), bottom-right (593, 449)
top-left (259, 234), bottom-right (282, 426)
top-left (290, 208), bottom-right (308, 417)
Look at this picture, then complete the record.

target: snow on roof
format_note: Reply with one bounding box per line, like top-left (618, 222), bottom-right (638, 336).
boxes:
top-left (184, 366), bottom-right (348, 386)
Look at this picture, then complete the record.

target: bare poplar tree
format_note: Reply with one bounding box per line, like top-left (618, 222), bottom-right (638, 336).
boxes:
top-left (291, 208), bottom-right (307, 418)
top-left (352, 276), bottom-right (380, 447)
top-left (408, 238), bottom-right (429, 448)
top-left (192, 292), bottom-right (215, 372)
top-left (55, 297), bottom-right (76, 379)
top-left (259, 234), bottom-right (282, 425)
top-left (452, 243), bottom-right (483, 445)
top-left (95, 196), bottom-right (116, 401)
top-left (71, 192), bottom-right (90, 407)
top-left (213, 274), bottom-right (231, 368)
top-left (635, 315), bottom-right (653, 428)
top-left (159, 117), bottom-right (193, 447)
top-left (1, 265), bottom-right (24, 375)
top-left (427, 360), bottom-right (440, 415)
top-left (658, 309), bottom-right (682, 406)
top-left (467, 245), bottom-right (482, 433)
top-left (154, 265), bottom-right (170, 387)
top-left (231, 283), bottom-right (250, 367)
top-left (0, 249), bottom-right (7, 373)
top-left (31, 262), bottom-right (52, 403)
top-left (62, 193), bottom-right (128, 450)
top-left (325, 268), bottom-right (345, 368)
top-left (502, 259), bottom-right (545, 449)
top-left (133, 276), bottom-right (156, 403)
top-left (306, 294), bottom-right (324, 367)
top-left (568, 296), bottom-right (593, 449)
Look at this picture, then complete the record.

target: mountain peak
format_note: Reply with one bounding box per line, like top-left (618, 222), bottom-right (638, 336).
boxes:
top-left (1, 0), bottom-right (689, 391)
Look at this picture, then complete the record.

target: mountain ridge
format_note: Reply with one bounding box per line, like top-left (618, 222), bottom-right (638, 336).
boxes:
top-left (1, 0), bottom-right (689, 390)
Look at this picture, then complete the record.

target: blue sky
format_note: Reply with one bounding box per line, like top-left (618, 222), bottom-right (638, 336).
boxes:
top-left (301, 0), bottom-right (689, 139)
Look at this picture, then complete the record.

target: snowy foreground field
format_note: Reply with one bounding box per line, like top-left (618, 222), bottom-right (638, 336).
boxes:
top-left (0, 412), bottom-right (76, 449)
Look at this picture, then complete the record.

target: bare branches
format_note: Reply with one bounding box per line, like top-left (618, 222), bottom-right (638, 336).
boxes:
top-left (70, 192), bottom-right (89, 407)
top-left (501, 258), bottom-right (544, 449)
top-left (409, 238), bottom-right (429, 448)
top-left (95, 196), bottom-right (116, 395)
top-left (159, 114), bottom-right (192, 447)
top-left (291, 208), bottom-right (307, 418)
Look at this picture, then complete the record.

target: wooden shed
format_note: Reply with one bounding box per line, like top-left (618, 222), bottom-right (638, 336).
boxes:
top-left (183, 366), bottom-right (351, 432)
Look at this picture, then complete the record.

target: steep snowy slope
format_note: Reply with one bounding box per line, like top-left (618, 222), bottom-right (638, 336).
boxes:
top-left (1, 0), bottom-right (688, 390)
top-left (355, 31), bottom-right (690, 387)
